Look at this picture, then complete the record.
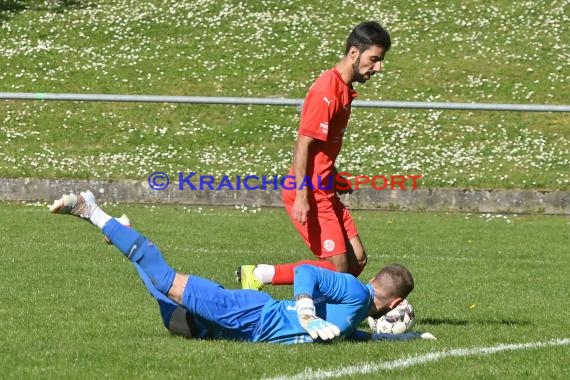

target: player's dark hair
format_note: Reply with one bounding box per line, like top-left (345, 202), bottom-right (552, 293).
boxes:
top-left (345, 21), bottom-right (391, 55)
top-left (375, 264), bottom-right (414, 298)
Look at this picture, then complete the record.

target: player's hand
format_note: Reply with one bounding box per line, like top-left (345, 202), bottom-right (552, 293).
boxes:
top-left (299, 315), bottom-right (341, 341)
top-left (295, 296), bottom-right (340, 341)
top-left (292, 196), bottom-right (310, 225)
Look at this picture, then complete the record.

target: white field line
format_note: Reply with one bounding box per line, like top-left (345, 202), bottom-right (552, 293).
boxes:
top-left (266, 338), bottom-right (570, 380)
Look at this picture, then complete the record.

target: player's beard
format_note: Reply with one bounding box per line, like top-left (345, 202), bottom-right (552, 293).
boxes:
top-left (352, 55), bottom-right (368, 83)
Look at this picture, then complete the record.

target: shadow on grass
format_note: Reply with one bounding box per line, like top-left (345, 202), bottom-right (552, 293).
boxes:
top-left (421, 317), bottom-right (531, 327)
top-left (0, 0), bottom-right (87, 22)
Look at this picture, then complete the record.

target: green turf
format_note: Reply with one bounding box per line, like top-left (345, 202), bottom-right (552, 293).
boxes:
top-left (1, 0), bottom-right (569, 189)
top-left (1, 202), bottom-right (568, 379)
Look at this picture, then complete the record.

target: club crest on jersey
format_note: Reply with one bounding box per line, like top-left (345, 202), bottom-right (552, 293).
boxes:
top-left (319, 122), bottom-right (329, 135)
top-left (323, 239), bottom-right (335, 252)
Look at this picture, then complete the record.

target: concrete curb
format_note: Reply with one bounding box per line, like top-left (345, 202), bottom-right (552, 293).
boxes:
top-left (1, 177), bottom-right (569, 215)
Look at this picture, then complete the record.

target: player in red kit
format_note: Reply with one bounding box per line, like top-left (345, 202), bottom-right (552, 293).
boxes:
top-left (237, 21), bottom-right (391, 289)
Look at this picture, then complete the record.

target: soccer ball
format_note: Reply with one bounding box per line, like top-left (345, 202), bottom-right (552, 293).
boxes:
top-left (367, 299), bottom-right (415, 334)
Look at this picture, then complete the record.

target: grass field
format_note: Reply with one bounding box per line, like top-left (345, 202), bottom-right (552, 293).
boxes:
top-left (1, 0), bottom-right (569, 189)
top-left (1, 201), bottom-right (568, 379)
top-left (1, 2), bottom-right (569, 378)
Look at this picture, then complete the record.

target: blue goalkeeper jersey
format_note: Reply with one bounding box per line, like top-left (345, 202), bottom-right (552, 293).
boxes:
top-left (108, 216), bottom-right (378, 344)
top-left (252, 265), bottom-right (374, 344)
top-left (138, 262), bottom-right (374, 344)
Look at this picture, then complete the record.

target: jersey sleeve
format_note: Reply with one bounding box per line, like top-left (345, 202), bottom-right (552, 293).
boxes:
top-left (298, 89), bottom-right (335, 142)
top-left (293, 264), bottom-right (364, 304)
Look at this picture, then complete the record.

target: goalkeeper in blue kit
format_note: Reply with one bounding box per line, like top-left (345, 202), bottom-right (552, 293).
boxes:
top-left (49, 190), bottom-right (436, 343)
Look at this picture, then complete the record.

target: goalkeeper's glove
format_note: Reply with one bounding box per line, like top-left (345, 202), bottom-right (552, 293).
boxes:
top-left (295, 297), bottom-right (340, 341)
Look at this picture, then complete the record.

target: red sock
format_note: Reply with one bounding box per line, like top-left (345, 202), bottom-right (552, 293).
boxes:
top-left (272, 260), bottom-right (337, 285)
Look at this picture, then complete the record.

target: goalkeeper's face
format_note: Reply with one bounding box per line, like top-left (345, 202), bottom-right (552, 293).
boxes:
top-left (368, 298), bottom-right (402, 318)
top-left (369, 287), bottom-right (404, 318)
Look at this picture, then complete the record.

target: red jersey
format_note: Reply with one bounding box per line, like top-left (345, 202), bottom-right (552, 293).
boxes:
top-left (284, 68), bottom-right (358, 202)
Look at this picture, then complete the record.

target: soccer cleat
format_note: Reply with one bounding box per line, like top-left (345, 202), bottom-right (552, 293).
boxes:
top-left (235, 265), bottom-right (264, 290)
top-left (104, 214), bottom-right (131, 244)
top-left (49, 190), bottom-right (99, 220)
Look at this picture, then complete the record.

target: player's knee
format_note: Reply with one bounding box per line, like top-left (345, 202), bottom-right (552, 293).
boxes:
top-left (348, 251), bottom-right (367, 277)
top-left (336, 262), bottom-right (349, 272)
top-left (158, 301), bottom-right (177, 329)
top-left (157, 301), bottom-right (193, 337)
top-left (348, 264), bottom-right (364, 277)
top-left (330, 256), bottom-right (350, 273)
top-left (165, 307), bottom-right (195, 338)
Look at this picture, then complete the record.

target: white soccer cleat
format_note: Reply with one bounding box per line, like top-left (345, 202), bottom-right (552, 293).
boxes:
top-left (49, 190), bottom-right (99, 220)
top-left (104, 214), bottom-right (131, 244)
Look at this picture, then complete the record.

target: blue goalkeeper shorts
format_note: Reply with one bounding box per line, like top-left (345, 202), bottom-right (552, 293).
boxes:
top-left (134, 262), bottom-right (272, 341)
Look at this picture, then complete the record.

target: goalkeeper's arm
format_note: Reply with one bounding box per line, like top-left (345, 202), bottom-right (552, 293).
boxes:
top-left (295, 295), bottom-right (341, 341)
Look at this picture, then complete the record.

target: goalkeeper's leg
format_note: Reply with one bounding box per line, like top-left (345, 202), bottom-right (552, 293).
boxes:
top-left (132, 262), bottom-right (201, 338)
top-left (49, 191), bottom-right (267, 340)
top-left (102, 221), bottom-right (205, 338)
top-left (50, 191), bottom-right (178, 299)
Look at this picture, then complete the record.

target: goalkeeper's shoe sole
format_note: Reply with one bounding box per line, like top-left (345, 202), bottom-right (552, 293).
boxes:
top-left (49, 190), bottom-right (98, 220)
top-left (235, 265), bottom-right (264, 291)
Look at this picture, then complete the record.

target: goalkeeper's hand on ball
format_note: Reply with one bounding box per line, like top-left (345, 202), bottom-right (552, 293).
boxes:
top-left (296, 297), bottom-right (340, 340)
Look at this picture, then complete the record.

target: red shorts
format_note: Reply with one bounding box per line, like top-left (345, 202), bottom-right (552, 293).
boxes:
top-left (283, 195), bottom-right (358, 259)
